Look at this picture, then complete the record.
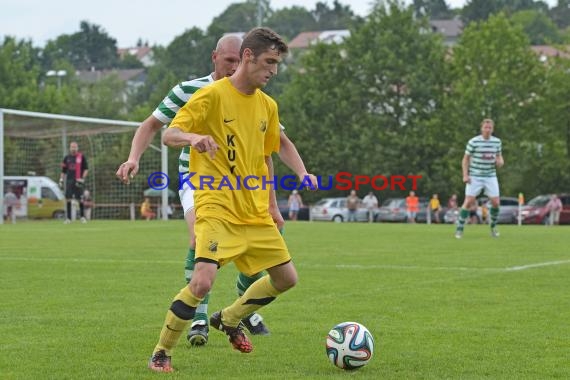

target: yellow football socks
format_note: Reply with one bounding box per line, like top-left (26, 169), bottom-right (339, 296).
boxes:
top-left (154, 286), bottom-right (203, 355)
top-left (222, 275), bottom-right (282, 327)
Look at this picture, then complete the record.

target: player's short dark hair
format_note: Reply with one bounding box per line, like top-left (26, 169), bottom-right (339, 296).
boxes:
top-left (240, 27), bottom-right (288, 59)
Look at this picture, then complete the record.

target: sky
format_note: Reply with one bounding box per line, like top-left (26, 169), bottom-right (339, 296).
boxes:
top-left (0, 0), bottom-right (558, 48)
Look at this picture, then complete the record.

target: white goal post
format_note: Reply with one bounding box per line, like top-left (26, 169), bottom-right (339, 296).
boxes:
top-left (0, 108), bottom-right (169, 224)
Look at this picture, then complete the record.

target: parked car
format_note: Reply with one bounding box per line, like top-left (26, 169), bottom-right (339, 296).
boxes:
top-left (376, 198), bottom-right (429, 223)
top-left (309, 197), bottom-right (370, 222)
top-left (3, 176), bottom-right (66, 220)
top-left (277, 198), bottom-right (310, 221)
top-left (516, 194), bottom-right (570, 225)
top-left (444, 196), bottom-right (521, 224)
top-left (486, 197), bottom-right (520, 224)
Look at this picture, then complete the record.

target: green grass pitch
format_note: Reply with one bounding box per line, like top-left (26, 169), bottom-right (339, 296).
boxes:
top-left (1, 221), bottom-right (569, 379)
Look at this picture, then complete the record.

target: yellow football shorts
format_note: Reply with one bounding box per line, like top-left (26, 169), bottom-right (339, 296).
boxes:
top-left (194, 217), bottom-right (291, 276)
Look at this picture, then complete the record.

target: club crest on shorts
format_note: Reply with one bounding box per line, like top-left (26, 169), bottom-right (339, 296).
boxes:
top-left (208, 240), bottom-right (218, 253)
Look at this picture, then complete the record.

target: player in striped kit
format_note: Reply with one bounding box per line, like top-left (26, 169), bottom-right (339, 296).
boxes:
top-left (455, 119), bottom-right (504, 239)
top-left (116, 34), bottom-right (316, 346)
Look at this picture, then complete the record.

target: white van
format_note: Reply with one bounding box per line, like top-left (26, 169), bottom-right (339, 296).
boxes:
top-left (3, 176), bottom-right (66, 219)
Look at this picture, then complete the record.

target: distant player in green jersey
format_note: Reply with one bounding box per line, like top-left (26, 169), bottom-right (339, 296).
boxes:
top-left (455, 119), bottom-right (504, 238)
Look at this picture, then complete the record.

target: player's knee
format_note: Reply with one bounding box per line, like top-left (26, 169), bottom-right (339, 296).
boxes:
top-left (189, 277), bottom-right (212, 298)
top-left (273, 270), bottom-right (298, 292)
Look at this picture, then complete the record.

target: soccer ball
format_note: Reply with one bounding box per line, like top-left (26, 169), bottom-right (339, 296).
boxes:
top-left (326, 322), bottom-right (374, 370)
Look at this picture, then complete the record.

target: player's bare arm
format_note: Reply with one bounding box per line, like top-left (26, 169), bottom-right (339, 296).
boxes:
top-left (163, 127), bottom-right (219, 159)
top-left (116, 115), bottom-right (164, 183)
top-left (462, 154), bottom-right (471, 183)
top-left (265, 155), bottom-right (285, 229)
top-left (496, 154), bottom-right (504, 168)
top-left (278, 132), bottom-right (318, 190)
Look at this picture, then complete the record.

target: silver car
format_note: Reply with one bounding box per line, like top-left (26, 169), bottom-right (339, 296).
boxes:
top-left (310, 197), bottom-right (370, 222)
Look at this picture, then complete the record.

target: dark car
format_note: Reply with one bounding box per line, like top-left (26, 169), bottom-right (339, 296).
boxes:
top-left (516, 194), bottom-right (570, 225)
top-left (278, 198), bottom-right (310, 221)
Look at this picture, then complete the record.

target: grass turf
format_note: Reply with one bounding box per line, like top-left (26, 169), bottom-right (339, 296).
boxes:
top-left (1, 221), bottom-right (569, 379)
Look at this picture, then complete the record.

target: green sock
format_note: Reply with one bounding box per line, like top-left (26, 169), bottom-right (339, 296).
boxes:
top-left (456, 208), bottom-right (469, 231)
top-left (236, 272), bottom-right (264, 297)
top-left (184, 247), bottom-right (209, 325)
top-left (490, 207), bottom-right (499, 228)
top-left (184, 248), bottom-right (195, 282)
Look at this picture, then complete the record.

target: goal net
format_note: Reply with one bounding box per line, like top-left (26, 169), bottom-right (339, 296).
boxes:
top-left (1, 108), bottom-right (167, 222)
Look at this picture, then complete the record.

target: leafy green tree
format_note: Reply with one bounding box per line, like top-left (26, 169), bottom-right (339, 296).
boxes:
top-left (412, 0), bottom-right (454, 19)
top-left (207, 0), bottom-right (271, 35)
top-left (312, 0), bottom-right (363, 30)
top-left (549, 0), bottom-right (570, 29)
top-left (0, 37), bottom-right (42, 109)
top-left (278, 1), bottom-right (448, 199)
top-left (462, 0), bottom-right (506, 24)
top-left (42, 21), bottom-right (119, 71)
top-left (266, 6), bottom-right (317, 40)
top-left (117, 53), bottom-right (145, 69)
top-left (524, 54), bottom-right (570, 194)
top-left (511, 10), bottom-right (562, 44)
top-left (130, 29), bottom-right (214, 119)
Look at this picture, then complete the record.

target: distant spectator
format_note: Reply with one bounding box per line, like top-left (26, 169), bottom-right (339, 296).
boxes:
top-left (448, 194), bottom-right (458, 211)
top-left (141, 197), bottom-right (156, 221)
top-left (288, 190), bottom-right (303, 221)
top-left (82, 190), bottom-right (93, 221)
top-left (546, 194), bottom-right (562, 226)
top-left (362, 192), bottom-right (378, 223)
top-left (429, 194), bottom-right (442, 223)
top-left (346, 190), bottom-right (360, 222)
top-left (405, 191), bottom-right (419, 223)
top-left (4, 187), bottom-right (19, 224)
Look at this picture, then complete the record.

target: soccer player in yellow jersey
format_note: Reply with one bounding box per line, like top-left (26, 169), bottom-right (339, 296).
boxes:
top-left (148, 27), bottom-right (304, 372)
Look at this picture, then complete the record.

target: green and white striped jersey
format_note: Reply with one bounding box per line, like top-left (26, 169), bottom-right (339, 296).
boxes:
top-left (465, 135), bottom-right (502, 177)
top-left (152, 74), bottom-right (214, 174)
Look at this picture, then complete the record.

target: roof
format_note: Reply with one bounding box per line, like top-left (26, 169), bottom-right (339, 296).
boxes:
top-left (288, 30), bottom-right (349, 49)
top-left (531, 45), bottom-right (570, 59)
top-left (117, 46), bottom-right (152, 60)
top-left (76, 69), bottom-right (146, 84)
top-left (429, 19), bottom-right (463, 38)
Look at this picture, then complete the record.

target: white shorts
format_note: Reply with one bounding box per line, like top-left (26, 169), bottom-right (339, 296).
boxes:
top-left (179, 181), bottom-right (195, 215)
top-left (465, 176), bottom-right (500, 198)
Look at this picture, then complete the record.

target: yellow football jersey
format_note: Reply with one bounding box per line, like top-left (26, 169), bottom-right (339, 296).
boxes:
top-left (170, 77), bottom-right (280, 225)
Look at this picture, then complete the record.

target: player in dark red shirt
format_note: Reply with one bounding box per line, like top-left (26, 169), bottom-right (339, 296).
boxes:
top-left (59, 141), bottom-right (89, 223)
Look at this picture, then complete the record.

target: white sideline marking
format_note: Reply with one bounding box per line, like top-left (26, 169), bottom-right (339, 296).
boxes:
top-left (1, 257), bottom-right (569, 272)
top-left (504, 260), bottom-right (570, 271)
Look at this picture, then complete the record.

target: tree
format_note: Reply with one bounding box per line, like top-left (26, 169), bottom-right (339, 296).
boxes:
top-left (527, 53), bottom-right (570, 193)
top-left (117, 53), bottom-right (145, 69)
top-left (0, 37), bottom-right (42, 110)
top-left (462, 0), bottom-right (549, 24)
top-left (312, 0), bottom-right (363, 30)
top-left (42, 21), bottom-right (119, 71)
top-left (207, 0), bottom-right (271, 35)
top-left (266, 6), bottom-right (317, 40)
top-left (130, 28), bottom-right (214, 118)
top-left (412, 0), bottom-right (454, 19)
top-left (511, 10), bottom-right (562, 45)
top-left (278, 0), bottom-right (449, 199)
top-left (445, 13), bottom-right (545, 196)
top-left (549, 0), bottom-right (570, 29)
top-left (462, 0), bottom-right (505, 24)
